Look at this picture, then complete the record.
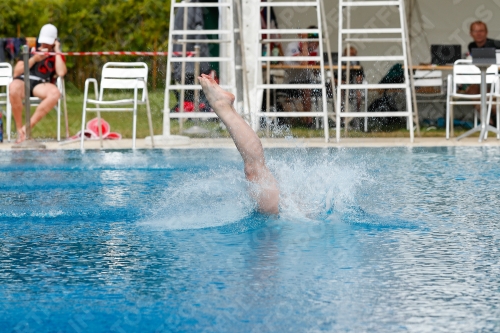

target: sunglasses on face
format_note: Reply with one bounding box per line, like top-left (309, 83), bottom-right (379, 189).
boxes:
top-left (307, 33), bottom-right (319, 39)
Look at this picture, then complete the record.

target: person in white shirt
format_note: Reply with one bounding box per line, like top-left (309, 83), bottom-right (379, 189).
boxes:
top-left (341, 46), bottom-right (365, 112)
top-left (284, 28), bottom-right (319, 65)
top-left (9, 24), bottom-right (67, 143)
top-left (282, 26), bottom-right (320, 125)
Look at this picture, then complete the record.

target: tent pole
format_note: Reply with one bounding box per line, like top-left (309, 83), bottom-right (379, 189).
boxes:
top-left (402, 0), bottom-right (421, 137)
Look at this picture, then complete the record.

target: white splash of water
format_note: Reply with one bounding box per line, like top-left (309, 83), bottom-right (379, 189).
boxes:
top-left (0, 209), bottom-right (65, 218)
top-left (141, 149), bottom-right (369, 230)
top-left (140, 168), bottom-right (256, 230)
top-left (270, 149), bottom-right (368, 221)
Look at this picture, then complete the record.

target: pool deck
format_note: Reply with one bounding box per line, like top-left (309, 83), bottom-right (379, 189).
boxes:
top-left (2, 136), bottom-right (500, 150)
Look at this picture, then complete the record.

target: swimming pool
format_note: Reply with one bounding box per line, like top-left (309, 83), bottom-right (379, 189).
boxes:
top-left (1, 147), bottom-right (499, 332)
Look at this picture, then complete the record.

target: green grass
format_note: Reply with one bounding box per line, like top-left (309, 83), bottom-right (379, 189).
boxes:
top-left (25, 90), bottom-right (172, 140)
top-left (8, 88), bottom-right (475, 140)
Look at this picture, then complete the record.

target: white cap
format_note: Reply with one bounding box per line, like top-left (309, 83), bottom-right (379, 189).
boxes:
top-left (38, 24), bottom-right (58, 44)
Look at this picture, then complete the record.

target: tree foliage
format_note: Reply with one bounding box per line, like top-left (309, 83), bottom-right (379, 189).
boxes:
top-left (0, 0), bottom-right (172, 90)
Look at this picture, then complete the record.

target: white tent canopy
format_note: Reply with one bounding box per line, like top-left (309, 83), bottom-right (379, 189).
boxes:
top-left (237, 0), bottom-right (500, 118)
top-left (270, 0), bottom-right (499, 79)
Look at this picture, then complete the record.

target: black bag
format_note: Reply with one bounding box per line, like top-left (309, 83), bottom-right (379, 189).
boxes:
top-left (368, 92), bottom-right (398, 112)
top-left (365, 63), bottom-right (406, 128)
top-left (379, 63), bottom-right (405, 84)
top-left (367, 91), bottom-right (405, 128)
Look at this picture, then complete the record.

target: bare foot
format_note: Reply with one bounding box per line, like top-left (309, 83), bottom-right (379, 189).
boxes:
top-left (15, 126), bottom-right (26, 144)
top-left (198, 74), bottom-right (235, 110)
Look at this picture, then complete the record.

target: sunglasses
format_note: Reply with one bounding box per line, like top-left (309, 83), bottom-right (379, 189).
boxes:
top-left (307, 33), bottom-right (319, 39)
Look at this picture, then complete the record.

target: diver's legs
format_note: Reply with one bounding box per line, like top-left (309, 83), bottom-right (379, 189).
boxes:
top-left (199, 74), bottom-right (279, 214)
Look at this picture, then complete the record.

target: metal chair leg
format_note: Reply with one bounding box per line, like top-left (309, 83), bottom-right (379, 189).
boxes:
top-left (97, 112), bottom-right (103, 149)
top-left (497, 100), bottom-right (500, 140)
top-left (6, 91), bottom-right (11, 142)
top-left (57, 98), bottom-right (61, 142)
top-left (80, 102), bottom-right (87, 151)
top-left (145, 87), bottom-right (155, 148)
top-left (62, 80), bottom-right (69, 139)
top-left (132, 107), bottom-right (137, 150)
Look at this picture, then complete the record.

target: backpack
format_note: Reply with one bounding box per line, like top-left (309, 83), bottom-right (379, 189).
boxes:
top-left (379, 63), bottom-right (405, 84)
top-left (368, 92), bottom-right (398, 112)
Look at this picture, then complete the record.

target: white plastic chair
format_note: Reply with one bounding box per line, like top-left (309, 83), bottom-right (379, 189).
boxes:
top-left (328, 75), bottom-right (368, 132)
top-left (30, 76), bottom-right (67, 142)
top-left (411, 70), bottom-right (445, 132)
top-left (364, 72), bottom-right (444, 133)
top-left (345, 78), bottom-right (367, 132)
top-left (81, 62), bottom-right (155, 150)
top-left (486, 76), bottom-right (500, 140)
top-left (0, 63), bottom-right (12, 141)
top-left (339, 78), bottom-right (368, 132)
top-left (414, 70), bottom-right (444, 97)
top-left (1, 61), bottom-right (67, 142)
top-left (446, 59), bottom-right (497, 139)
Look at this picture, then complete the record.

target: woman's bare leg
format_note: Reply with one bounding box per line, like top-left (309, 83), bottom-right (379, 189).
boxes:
top-left (198, 74), bottom-right (279, 215)
top-left (9, 80), bottom-right (26, 143)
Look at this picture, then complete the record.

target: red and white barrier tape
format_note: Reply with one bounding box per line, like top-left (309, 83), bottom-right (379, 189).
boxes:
top-left (33, 51), bottom-right (195, 56)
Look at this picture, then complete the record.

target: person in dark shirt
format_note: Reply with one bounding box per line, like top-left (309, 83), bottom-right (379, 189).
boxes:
top-left (341, 46), bottom-right (365, 112)
top-left (9, 24), bottom-right (67, 143)
top-left (466, 21), bottom-right (499, 125)
top-left (468, 21), bottom-right (500, 53)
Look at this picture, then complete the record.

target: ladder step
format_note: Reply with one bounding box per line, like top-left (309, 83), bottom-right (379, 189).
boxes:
top-left (262, 38), bottom-right (321, 43)
top-left (260, 1), bottom-right (318, 7)
top-left (341, 55), bottom-right (405, 61)
top-left (259, 29), bottom-right (320, 35)
top-left (341, 28), bottom-right (402, 34)
top-left (341, 1), bottom-right (401, 7)
top-left (256, 112), bottom-right (330, 117)
top-left (168, 112), bottom-right (218, 119)
top-left (171, 30), bottom-right (232, 35)
top-left (338, 112), bottom-right (410, 117)
top-left (345, 38), bottom-right (402, 43)
top-left (173, 2), bottom-right (231, 8)
top-left (339, 83), bottom-right (407, 89)
top-left (166, 85), bottom-right (234, 90)
top-left (257, 84), bottom-right (324, 89)
top-left (169, 57), bottom-right (233, 62)
top-left (259, 56), bottom-right (321, 62)
top-left (174, 39), bottom-right (231, 44)
top-left (85, 108), bottom-right (134, 112)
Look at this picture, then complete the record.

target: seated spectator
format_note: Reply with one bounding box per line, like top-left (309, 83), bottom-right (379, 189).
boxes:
top-left (171, 1), bottom-right (212, 112)
top-left (284, 26), bottom-right (319, 65)
top-left (468, 21), bottom-right (500, 53)
top-left (282, 26), bottom-right (320, 126)
top-left (260, 0), bottom-right (283, 59)
top-left (341, 46), bottom-right (365, 112)
top-left (259, 0), bottom-right (284, 114)
top-left (9, 24), bottom-right (67, 143)
top-left (466, 21), bottom-right (500, 125)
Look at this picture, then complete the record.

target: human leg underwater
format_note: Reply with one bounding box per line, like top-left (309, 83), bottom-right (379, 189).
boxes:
top-left (198, 74), bottom-right (280, 215)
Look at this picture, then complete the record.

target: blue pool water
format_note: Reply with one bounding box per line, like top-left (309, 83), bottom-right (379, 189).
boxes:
top-left (1, 147), bottom-right (499, 332)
